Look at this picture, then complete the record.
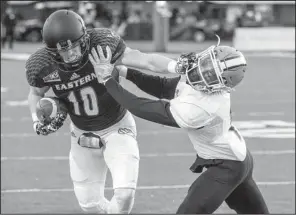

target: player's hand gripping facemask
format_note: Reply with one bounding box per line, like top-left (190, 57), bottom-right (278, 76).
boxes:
top-left (33, 112), bottom-right (67, 136)
top-left (89, 45), bottom-right (114, 85)
top-left (176, 52), bottom-right (198, 74)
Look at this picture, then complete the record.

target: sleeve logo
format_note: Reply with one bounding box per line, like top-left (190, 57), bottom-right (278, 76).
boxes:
top-left (43, 70), bottom-right (61, 83)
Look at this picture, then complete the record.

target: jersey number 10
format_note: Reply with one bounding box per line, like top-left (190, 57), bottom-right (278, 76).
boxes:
top-left (68, 86), bottom-right (99, 116)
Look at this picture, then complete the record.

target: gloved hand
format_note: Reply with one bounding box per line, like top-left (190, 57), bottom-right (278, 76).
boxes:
top-left (176, 52), bottom-right (198, 74)
top-left (89, 45), bottom-right (114, 85)
top-left (33, 112), bottom-right (67, 136)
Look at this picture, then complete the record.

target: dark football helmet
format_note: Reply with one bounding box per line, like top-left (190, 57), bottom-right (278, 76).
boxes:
top-left (42, 10), bottom-right (90, 71)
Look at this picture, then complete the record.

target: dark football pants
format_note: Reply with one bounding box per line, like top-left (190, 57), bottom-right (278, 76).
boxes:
top-left (176, 150), bottom-right (269, 214)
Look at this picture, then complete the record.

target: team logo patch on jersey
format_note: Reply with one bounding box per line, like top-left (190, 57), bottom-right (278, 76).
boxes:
top-left (70, 72), bottom-right (80, 81)
top-left (43, 71), bottom-right (61, 83)
top-left (118, 128), bottom-right (135, 138)
top-left (107, 30), bottom-right (119, 39)
top-left (175, 89), bottom-right (180, 97)
top-left (71, 131), bottom-right (77, 138)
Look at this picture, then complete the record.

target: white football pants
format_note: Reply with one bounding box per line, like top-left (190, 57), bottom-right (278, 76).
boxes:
top-left (69, 111), bottom-right (139, 213)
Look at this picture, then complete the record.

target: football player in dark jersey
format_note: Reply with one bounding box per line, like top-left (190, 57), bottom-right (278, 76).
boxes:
top-left (26, 10), bottom-right (178, 214)
top-left (90, 44), bottom-right (269, 214)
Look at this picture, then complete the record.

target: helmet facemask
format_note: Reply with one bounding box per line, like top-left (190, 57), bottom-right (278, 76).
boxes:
top-left (46, 33), bottom-right (90, 72)
top-left (184, 36), bottom-right (233, 93)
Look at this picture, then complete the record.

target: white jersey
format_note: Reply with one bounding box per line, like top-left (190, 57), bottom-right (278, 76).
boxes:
top-left (169, 81), bottom-right (247, 161)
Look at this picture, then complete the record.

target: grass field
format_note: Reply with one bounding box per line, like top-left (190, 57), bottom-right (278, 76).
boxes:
top-left (1, 43), bottom-right (295, 214)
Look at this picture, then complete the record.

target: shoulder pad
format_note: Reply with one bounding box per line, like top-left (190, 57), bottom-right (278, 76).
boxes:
top-left (175, 82), bottom-right (227, 113)
top-left (88, 28), bottom-right (126, 64)
top-left (170, 96), bottom-right (212, 128)
top-left (26, 48), bottom-right (55, 88)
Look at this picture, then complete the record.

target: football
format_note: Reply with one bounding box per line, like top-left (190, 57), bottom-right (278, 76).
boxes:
top-left (36, 97), bottom-right (68, 124)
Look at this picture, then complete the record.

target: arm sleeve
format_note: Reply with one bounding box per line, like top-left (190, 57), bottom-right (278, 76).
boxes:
top-left (126, 68), bottom-right (181, 100)
top-left (105, 78), bottom-right (180, 128)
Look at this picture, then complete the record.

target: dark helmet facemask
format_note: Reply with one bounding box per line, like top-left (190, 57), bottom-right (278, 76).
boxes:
top-left (45, 34), bottom-right (90, 72)
top-left (42, 10), bottom-right (91, 72)
top-left (57, 39), bottom-right (83, 64)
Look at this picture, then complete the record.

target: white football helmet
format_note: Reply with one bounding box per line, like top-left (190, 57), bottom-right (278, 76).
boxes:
top-left (177, 35), bottom-right (247, 93)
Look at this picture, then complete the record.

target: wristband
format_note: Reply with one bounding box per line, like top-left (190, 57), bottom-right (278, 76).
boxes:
top-left (102, 75), bottom-right (112, 85)
top-left (32, 113), bottom-right (38, 122)
top-left (167, 60), bottom-right (177, 73)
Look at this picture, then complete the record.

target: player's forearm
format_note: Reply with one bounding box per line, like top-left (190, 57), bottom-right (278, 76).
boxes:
top-left (28, 86), bottom-right (48, 122)
top-left (105, 78), bottom-right (180, 128)
top-left (28, 92), bottom-right (42, 122)
top-left (126, 68), bottom-right (181, 99)
top-left (146, 53), bottom-right (177, 74)
top-left (121, 48), bottom-right (177, 74)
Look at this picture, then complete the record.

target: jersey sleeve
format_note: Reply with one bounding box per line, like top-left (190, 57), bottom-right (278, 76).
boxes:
top-left (89, 28), bottom-right (126, 64)
top-left (25, 49), bottom-right (53, 88)
top-left (105, 78), bottom-right (179, 128)
top-left (126, 68), bottom-right (181, 100)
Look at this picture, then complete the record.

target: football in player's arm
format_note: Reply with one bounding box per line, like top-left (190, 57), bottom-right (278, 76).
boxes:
top-left (29, 86), bottom-right (58, 135)
top-left (28, 42), bottom-right (177, 136)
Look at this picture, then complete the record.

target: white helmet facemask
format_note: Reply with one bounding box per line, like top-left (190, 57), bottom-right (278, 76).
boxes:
top-left (185, 35), bottom-right (232, 93)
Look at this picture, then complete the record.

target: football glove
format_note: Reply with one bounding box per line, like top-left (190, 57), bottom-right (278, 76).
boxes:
top-left (89, 45), bottom-right (114, 85)
top-left (176, 52), bottom-right (198, 74)
top-left (33, 112), bottom-right (67, 136)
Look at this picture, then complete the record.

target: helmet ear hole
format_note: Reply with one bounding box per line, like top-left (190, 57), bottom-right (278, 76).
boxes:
top-left (222, 77), bottom-right (228, 85)
top-left (81, 40), bottom-right (86, 47)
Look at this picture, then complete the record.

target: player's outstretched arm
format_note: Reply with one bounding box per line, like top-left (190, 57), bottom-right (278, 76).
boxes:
top-left (105, 78), bottom-right (180, 127)
top-left (117, 65), bottom-right (181, 100)
top-left (118, 47), bottom-right (178, 74)
top-left (91, 45), bottom-right (210, 130)
top-left (89, 45), bottom-right (180, 128)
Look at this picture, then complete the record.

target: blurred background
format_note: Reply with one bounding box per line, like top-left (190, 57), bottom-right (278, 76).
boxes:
top-left (1, 0), bottom-right (295, 50)
top-left (1, 1), bottom-right (295, 214)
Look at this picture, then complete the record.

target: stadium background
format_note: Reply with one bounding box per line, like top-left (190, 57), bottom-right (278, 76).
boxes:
top-left (1, 1), bottom-right (295, 214)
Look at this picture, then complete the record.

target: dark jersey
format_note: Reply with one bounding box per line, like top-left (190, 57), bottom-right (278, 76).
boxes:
top-left (26, 28), bottom-right (127, 131)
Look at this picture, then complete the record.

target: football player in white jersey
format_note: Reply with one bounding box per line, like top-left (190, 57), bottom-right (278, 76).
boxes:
top-left (89, 39), bottom-right (269, 214)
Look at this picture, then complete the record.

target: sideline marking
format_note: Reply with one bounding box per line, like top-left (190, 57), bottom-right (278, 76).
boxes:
top-left (1, 87), bottom-right (8, 93)
top-left (2, 181), bottom-right (295, 193)
top-left (5, 100), bottom-right (29, 106)
top-left (1, 150), bottom-right (295, 161)
top-left (0, 112), bottom-right (288, 121)
top-left (1, 120), bottom-right (295, 139)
